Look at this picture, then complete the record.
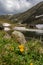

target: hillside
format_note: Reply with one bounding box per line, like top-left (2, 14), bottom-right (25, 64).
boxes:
top-left (0, 1), bottom-right (43, 24)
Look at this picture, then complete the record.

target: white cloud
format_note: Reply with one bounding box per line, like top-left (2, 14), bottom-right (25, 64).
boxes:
top-left (0, 0), bottom-right (31, 11)
top-left (0, 0), bottom-right (43, 14)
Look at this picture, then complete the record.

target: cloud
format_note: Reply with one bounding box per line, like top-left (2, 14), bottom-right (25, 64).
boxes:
top-left (0, 0), bottom-right (43, 14)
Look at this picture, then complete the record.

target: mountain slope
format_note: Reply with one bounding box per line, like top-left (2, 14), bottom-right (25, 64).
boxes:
top-left (0, 1), bottom-right (43, 24)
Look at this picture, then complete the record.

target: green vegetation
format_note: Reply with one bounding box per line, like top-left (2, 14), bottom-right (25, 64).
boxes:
top-left (0, 31), bottom-right (43, 65)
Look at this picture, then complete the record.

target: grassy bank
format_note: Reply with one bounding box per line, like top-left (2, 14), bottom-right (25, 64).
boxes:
top-left (0, 31), bottom-right (43, 65)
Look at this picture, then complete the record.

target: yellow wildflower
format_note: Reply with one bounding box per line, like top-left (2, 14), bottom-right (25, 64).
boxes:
top-left (20, 48), bottom-right (24, 52)
top-left (30, 63), bottom-right (33, 65)
top-left (18, 45), bottom-right (24, 49)
top-left (18, 45), bottom-right (25, 52)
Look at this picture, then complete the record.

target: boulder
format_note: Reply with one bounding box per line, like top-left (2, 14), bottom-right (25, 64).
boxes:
top-left (12, 31), bottom-right (26, 44)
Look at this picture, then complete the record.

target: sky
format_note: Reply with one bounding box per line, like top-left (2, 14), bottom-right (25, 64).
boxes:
top-left (0, 0), bottom-right (43, 15)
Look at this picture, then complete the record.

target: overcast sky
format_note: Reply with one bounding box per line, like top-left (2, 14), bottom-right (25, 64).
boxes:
top-left (0, 0), bottom-right (43, 15)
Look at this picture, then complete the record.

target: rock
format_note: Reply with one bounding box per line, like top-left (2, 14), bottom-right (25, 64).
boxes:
top-left (0, 23), bottom-right (4, 30)
top-left (3, 33), bottom-right (11, 39)
top-left (12, 31), bottom-right (26, 44)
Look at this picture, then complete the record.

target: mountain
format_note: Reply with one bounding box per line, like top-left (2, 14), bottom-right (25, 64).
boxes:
top-left (0, 1), bottom-right (43, 24)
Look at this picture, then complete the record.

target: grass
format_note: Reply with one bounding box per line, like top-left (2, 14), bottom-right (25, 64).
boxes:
top-left (0, 31), bottom-right (43, 65)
